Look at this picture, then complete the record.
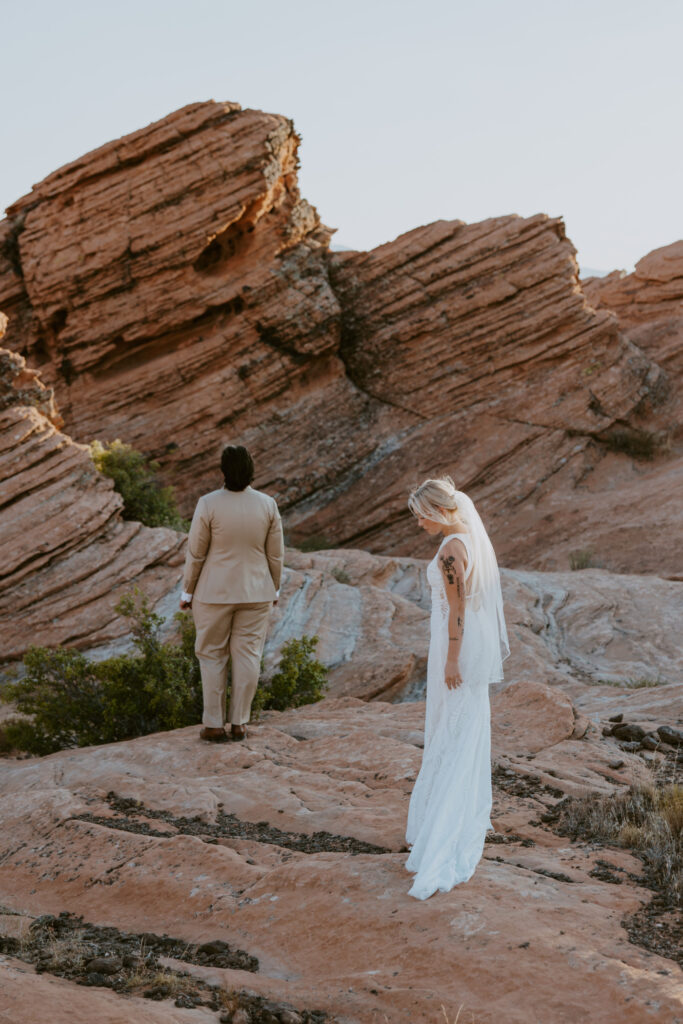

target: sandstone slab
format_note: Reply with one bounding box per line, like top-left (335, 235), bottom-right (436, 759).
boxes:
top-left (490, 679), bottom-right (575, 755)
top-left (0, 695), bottom-right (680, 1023)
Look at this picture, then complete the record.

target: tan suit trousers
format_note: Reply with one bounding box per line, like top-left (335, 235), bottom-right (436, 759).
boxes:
top-left (193, 600), bottom-right (272, 727)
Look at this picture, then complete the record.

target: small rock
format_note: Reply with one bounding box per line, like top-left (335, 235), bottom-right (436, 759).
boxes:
top-left (612, 723), bottom-right (645, 742)
top-left (279, 1011), bottom-right (303, 1024)
top-left (618, 741), bottom-right (642, 753)
top-left (175, 994), bottom-right (198, 1008)
top-left (601, 726), bottom-right (614, 737)
top-left (197, 939), bottom-right (231, 957)
top-left (608, 713), bottom-right (624, 723)
top-left (231, 1010), bottom-right (250, 1024)
top-left (640, 733), bottom-right (660, 751)
top-left (657, 725), bottom-right (683, 747)
top-left (86, 956), bottom-right (122, 975)
top-left (144, 983), bottom-right (171, 1000)
top-left (84, 972), bottom-right (108, 986)
top-left (571, 715), bottom-right (590, 739)
top-left (607, 759), bottom-right (625, 769)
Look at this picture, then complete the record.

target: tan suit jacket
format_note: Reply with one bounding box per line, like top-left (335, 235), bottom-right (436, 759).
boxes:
top-left (182, 486), bottom-right (284, 603)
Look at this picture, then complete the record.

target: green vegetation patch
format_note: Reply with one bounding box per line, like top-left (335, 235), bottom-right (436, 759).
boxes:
top-left (1, 590), bottom-right (328, 755)
top-left (90, 438), bottom-right (188, 531)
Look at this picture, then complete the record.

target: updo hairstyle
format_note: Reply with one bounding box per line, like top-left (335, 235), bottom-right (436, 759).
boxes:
top-left (407, 475), bottom-right (463, 526)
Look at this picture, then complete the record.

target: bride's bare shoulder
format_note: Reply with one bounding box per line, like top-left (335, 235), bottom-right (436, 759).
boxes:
top-left (439, 535), bottom-right (468, 572)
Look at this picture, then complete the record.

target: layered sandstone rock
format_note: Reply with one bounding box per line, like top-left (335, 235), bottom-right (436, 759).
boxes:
top-left (582, 240), bottom-right (683, 333)
top-left (0, 101), bottom-right (679, 576)
top-left (0, 344), bottom-right (185, 660)
top-left (1, 684), bottom-right (680, 1023)
top-left (273, 546), bottom-right (683, 703)
top-left (582, 240), bottom-right (683, 428)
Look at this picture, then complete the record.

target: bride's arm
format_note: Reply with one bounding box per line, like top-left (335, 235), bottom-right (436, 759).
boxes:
top-left (439, 539), bottom-right (467, 689)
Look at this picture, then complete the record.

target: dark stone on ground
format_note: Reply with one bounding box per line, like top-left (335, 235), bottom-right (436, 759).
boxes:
top-left (657, 725), bottom-right (683, 747)
top-left (612, 723), bottom-right (646, 742)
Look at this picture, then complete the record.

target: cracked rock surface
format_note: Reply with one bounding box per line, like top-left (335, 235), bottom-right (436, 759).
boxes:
top-left (1, 687), bottom-right (681, 1023)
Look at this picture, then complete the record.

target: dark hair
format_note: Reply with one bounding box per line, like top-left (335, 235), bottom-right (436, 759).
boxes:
top-left (221, 444), bottom-right (254, 491)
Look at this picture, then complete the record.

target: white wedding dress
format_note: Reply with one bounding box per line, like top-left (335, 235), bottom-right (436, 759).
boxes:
top-left (405, 531), bottom-right (496, 900)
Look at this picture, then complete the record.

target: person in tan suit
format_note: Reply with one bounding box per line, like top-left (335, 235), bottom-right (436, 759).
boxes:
top-left (180, 445), bottom-right (284, 742)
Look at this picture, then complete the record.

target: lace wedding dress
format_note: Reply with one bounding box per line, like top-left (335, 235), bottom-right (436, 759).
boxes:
top-left (405, 530), bottom-right (499, 900)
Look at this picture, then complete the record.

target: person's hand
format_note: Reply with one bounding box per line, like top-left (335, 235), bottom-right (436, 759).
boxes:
top-left (445, 656), bottom-right (463, 690)
top-left (273, 598), bottom-right (279, 606)
top-left (179, 598), bottom-right (192, 611)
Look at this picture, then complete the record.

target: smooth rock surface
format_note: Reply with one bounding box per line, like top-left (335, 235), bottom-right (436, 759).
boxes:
top-left (0, 690), bottom-right (680, 1023)
top-left (267, 547), bottom-right (683, 704)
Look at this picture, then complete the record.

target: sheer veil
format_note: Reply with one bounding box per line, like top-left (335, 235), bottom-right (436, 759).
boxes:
top-left (451, 489), bottom-right (511, 682)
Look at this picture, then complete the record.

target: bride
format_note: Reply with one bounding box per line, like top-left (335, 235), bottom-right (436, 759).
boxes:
top-left (405, 477), bottom-right (510, 900)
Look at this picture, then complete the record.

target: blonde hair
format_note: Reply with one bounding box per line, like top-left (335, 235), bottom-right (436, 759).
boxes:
top-left (408, 475), bottom-right (464, 526)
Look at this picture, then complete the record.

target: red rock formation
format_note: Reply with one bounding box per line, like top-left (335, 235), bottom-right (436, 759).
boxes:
top-left (0, 342), bottom-right (184, 660)
top-left (582, 240), bottom-right (683, 426)
top-left (0, 102), bottom-right (679, 576)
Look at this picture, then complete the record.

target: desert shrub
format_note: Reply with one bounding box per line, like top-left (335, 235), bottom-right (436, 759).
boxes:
top-left (330, 566), bottom-right (351, 585)
top-left (1, 591), bottom-right (202, 754)
top-left (603, 429), bottom-right (658, 461)
top-left (253, 635), bottom-right (328, 715)
top-left (1, 594), bottom-right (328, 754)
top-left (556, 783), bottom-right (683, 901)
top-left (569, 548), bottom-right (599, 570)
top-left (90, 439), bottom-right (188, 531)
top-left (294, 534), bottom-right (331, 552)
top-left (590, 676), bottom-right (666, 689)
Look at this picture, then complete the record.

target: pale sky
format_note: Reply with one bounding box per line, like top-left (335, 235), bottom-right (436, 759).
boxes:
top-left (1, 0), bottom-right (681, 273)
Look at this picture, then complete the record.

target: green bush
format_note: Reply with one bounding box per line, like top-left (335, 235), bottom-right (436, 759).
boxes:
top-left (254, 635), bottom-right (328, 714)
top-left (1, 593), bottom-right (328, 755)
top-left (1, 591), bottom-right (202, 755)
top-left (90, 439), bottom-right (188, 531)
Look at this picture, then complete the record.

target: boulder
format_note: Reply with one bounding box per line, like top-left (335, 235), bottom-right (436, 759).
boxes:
top-left (490, 680), bottom-right (575, 755)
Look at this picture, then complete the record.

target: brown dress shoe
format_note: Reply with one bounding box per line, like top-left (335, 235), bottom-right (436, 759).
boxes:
top-left (199, 726), bottom-right (228, 743)
top-left (230, 724), bottom-right (247, 741)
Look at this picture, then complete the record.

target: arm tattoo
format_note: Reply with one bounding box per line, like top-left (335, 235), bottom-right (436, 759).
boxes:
top-left (440, 554), bottom-right (457, 584)
top-left (450, 615), bottom-right (464, 640)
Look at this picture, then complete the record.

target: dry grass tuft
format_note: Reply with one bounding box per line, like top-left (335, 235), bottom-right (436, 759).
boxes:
top-left (558, 782), bottom-right (683, 901)
top-left (123, 967), bottom-right (197, 996)
top-left (591, 676), bottom-right (666, 689)
top-left (569, 548), bottom-right (599, 570)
